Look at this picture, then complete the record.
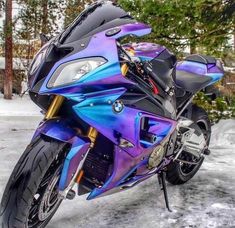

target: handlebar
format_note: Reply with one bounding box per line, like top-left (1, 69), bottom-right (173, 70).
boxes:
top-left (118, 43), bottom-right (171, 95)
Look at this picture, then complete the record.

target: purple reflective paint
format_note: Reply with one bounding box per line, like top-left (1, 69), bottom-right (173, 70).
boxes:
top-left (74, 95), bottom-right (177, 158)
top-left (177, 59), bottom-right (224, 83)
top-left (59, 141), bottom-right (90, 190)
top-left (88, 146), bottom-right (173, 199)
top-left (112, 23), bottom-right (152, 39)
top-left (33, 119), bottom-right (79, 143)
top-left (207, 64), bottom-right (223, 74)
top-left (177, 61), bottom-right (207, 75)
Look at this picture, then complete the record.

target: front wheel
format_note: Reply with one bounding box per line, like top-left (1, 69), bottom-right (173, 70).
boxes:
top-left (0, 136), bottom-right (68, 228)
top-left (166, 105), bottom-right (211, 185)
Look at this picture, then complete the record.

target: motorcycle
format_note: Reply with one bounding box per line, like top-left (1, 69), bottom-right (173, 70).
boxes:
top-left (0, 1), bottom-right (224, 227)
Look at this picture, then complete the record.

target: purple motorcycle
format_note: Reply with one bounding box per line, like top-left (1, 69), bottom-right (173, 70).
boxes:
top-left (0, 1), bottom-right (224, 227)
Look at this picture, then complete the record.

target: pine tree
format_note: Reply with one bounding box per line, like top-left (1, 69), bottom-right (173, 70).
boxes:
top-left (0, 0), bottom-right (4, 13)
top-left (13, 0), bottom-right (66, 68)
top-left (118, 0), bottom-right (235, 56)
top-left (16, 0), bottom-right (66, 40)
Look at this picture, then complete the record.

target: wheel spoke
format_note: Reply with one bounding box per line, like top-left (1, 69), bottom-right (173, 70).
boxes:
top-left (27, 145), bottom-right (67, 227)
top-left (29, 203), bottom-right (39, 219)
top-left (179, 151), bottom-right (200, 175)
top-left (40, 173), bottom-right (54, 187)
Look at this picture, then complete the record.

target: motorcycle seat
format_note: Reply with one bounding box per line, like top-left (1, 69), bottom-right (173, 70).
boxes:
top-left (175, 70), bottom-right (212, 93)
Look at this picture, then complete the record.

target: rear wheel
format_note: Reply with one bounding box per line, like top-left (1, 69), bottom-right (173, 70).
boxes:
top-left (0, 136), bottom-right (68, 228)
top-left (166, 105), bottom-right (211, 185)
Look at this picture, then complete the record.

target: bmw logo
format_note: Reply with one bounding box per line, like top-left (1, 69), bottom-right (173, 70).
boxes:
top-left (113, 100), bottom-right (124, 113)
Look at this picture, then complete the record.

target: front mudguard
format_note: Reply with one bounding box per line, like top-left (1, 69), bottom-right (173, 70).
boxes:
top-left (33, 118), bottom-right (91, 190)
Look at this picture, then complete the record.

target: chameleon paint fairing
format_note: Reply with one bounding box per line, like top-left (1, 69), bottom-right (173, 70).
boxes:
top-left (35, 22), bottom-right (177, 198)
top-left (177, 60), bottom-right (224, 84)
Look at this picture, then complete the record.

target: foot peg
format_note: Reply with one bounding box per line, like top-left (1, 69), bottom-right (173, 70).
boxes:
top-left (158, 172), bottom-right (172, 212)
top-left (66, 189), bottom-right (76, 200)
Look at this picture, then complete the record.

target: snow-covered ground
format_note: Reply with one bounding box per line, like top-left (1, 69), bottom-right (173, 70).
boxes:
top-left (0, 96), bottom-right (235, 228)
top-left (0, 94), bottom-right (41, 116)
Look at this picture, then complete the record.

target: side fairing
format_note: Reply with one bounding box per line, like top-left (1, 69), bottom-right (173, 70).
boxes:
top-left (73, 87), bottom-right (176, 158)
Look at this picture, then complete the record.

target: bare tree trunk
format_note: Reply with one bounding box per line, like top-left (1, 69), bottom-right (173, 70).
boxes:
top-left (4, 0), bottom-right (13, 100)
top-left (42, 0), bottom-right (48, 34)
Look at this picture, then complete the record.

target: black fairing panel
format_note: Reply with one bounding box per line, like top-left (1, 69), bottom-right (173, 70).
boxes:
top-left (176, 70), bottom-right (212, 93)
top-left (29, 91), bottom-right (53, 111)
top-left (185, 54), bottom-right (216, 65)
top-left (120, 91), bottom-right (173, 119)
top-left (60, 2), bottom-right (133, 44)
top-left (150, 49), bottom-right (177, 88)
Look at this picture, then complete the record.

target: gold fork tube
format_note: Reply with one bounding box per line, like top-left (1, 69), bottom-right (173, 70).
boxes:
top-left (45, 96), bottom-right (98, 147)
top-left (45, 95), bottom-right (64, 120)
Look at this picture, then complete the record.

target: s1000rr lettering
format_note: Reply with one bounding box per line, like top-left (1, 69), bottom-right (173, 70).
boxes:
top-left (0, 1), bottom-right (224, 227)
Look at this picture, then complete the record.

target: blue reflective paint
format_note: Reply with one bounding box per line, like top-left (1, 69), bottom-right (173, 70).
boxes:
top-left (207, 73), bottom-right (224, 84)
top-left (59, 144), bottom-right (83, 190)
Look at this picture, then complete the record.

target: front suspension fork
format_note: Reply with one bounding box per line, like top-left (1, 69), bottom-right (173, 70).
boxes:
top-left (45, 95), bottom-right (98, 143)
top-left (45, 95), bottom-right (98, 197)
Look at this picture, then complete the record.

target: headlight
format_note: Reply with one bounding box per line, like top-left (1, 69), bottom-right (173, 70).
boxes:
top-left (47, 57), bottom-right (106, 88)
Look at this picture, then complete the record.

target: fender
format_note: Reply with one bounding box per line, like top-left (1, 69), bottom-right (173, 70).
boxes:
top-left (33, 118), bottom-right (91, 190)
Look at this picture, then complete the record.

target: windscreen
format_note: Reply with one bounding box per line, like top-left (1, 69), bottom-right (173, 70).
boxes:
top-left (60, 1), bottom-right (134, 44)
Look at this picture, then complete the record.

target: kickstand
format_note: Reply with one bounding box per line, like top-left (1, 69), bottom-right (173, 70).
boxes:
top-left (158, 172), bottom-right (172, 212)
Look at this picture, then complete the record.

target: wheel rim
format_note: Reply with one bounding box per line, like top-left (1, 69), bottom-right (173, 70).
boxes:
top-left (28, 165), bottom-right (63, 227)
top-left (38, 170), bottom-right (62, 221)
top-left (179, 153), bottom-right (201, 176)
top-left (197, 119), bottom-right (210, 144)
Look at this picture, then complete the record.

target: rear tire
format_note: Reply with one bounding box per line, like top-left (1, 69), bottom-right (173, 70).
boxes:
top-left (166, 105), bottom-right (211, 185)
top-left (0, 136), bottom-right (68, 228)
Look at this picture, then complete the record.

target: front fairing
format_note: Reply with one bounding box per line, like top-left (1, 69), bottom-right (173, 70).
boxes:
top-left (28, 38), bottom-right (55, 90)
top-left (28, 1), bottom-right (151, 94)
top-left (38, 22), bottom-right (152, 96)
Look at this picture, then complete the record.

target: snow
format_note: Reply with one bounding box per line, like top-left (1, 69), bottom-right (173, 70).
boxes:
top-left (0, 97), bottom-right (235, 227)
top-left (0, 57), bottom-right (29, 70)
top-left (0, 94), bottom-right (41, 116)
top-left (210, 120), bottom-right (235, 149)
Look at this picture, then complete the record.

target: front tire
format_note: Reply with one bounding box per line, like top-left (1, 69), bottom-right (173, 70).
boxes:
top-left (166, 105), bottom-right (211, 185)
top-left (0, 136), bottom-right (68, 228)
